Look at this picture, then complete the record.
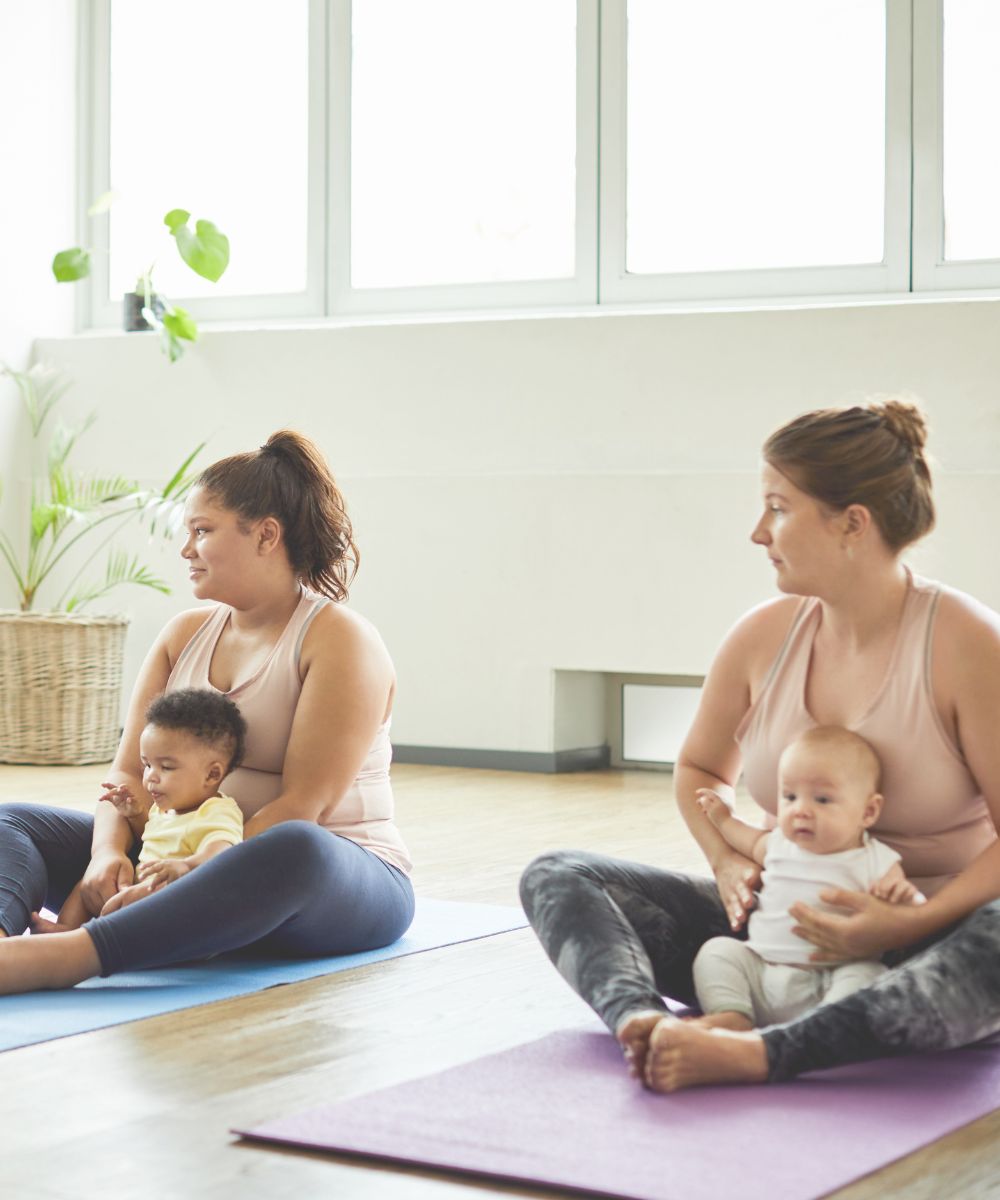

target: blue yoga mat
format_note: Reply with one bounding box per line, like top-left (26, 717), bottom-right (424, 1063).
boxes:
top-left (0, 898), bottom-right (526, 1053)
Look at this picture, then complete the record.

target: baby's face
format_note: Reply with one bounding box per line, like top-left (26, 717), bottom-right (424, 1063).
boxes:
top-left (776, 741), bottom-right (879, 855)
top-left (139, 724), bottom-right (221, 813)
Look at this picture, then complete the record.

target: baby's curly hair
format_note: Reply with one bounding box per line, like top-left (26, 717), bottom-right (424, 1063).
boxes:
top-left (144, 688), bottom-right (247, 775)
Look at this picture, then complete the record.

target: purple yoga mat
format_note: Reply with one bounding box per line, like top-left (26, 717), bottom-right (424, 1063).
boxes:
top-left (237, 1028), bottom-right (1000, 1200)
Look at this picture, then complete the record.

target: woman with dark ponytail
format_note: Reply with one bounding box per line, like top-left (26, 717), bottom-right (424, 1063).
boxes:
top-left (522, 397), bottom-right (1000, 1090)
top-left (0, 431), bottom-right (413, 990)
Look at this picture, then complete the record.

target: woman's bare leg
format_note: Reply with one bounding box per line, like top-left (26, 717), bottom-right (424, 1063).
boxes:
top-left (0, 928), bottom-right (101, 993)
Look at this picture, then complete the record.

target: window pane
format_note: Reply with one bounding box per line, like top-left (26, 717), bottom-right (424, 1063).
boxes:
top-left (108, 0), bottom-right (310, 300)
top-left (626, 0), bottom-right (885, 275)
top-left (350, 0), bottom-right (577, 289)
top-left (943, 0), bottom-right (1000, 262)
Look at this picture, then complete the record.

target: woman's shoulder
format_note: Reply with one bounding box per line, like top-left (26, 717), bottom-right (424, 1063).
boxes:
top-left (720, 594), bottom-right (803, 660)
top-left (299, 596), bottom-right (394, 670)
top-left (929, 580), bottom-right (1000, 662)
top-left (159, 605), bottom-right (220, 665)
top-left (705, 594), bottom-right (804, 691)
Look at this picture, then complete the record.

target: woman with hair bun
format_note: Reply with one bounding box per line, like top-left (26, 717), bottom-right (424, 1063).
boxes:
top-left (0, 430), bottom-right (413, 990)
top-left (521, 397), bottom-right (1000, 1089)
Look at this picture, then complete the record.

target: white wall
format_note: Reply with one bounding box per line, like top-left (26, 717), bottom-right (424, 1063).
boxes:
top-left (33, 295), bottom-right (1000, 753)
top-left (0, 1), bottom-right (77, 608)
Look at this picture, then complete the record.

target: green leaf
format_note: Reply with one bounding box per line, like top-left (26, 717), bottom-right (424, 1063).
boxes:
top-left (52, 248), bottom-right (92, 282)
top-left (66, 550), bottom-right (171, 612)
top-left (2, 362), bottom-right (71, 435)
top-left (86, 190), bottom-right (118, 217)
top-left (163, 209), bottom-right (190, 232)
top-left (135, 441), bottom-right (206, 534)
top-left (161, 327), bottom-right (186, 363)
top-left (30, 503), bottom-right (59, 541)
top-left (165, 212), bottom-right (230, 282)
top-left (163, 306), bottom-right (198, 342)
top-left (47, 413), bottom-right (97, 473)
top-left (159, 441), bottom-right (207, 499)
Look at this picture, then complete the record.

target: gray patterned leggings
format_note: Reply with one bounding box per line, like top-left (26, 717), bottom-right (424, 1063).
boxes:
top-left (519, 850), bottom-right (1000, 1081)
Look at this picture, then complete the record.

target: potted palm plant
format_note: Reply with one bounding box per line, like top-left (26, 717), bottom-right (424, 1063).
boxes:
top-left (0, 362), bottom-right (204, 764)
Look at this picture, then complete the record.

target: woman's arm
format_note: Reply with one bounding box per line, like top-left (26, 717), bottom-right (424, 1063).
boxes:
top-left (675, 597), bottom-right (797, 929)
top-left (79, 608), bottom-right (212, 912)
top-left (243, 605), bottom-right (394, 839)
top-left (793, 591), bottom-right (1000, 960)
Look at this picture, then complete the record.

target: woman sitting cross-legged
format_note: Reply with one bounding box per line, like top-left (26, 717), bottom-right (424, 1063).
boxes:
top-left (520, 398), bottom-right (1000, 1091)
top-left (0, 430), bottom-right (413, 991)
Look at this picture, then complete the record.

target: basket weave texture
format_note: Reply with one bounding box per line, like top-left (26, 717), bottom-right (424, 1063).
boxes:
top-left (0, 611), bottom-right (129, 765)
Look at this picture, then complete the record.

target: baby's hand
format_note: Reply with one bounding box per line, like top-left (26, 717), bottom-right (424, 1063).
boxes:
top-left (136, 858), bottom-right (191, 889)
top-left (871, 867), bottom-right (926, 906)
top-left (98, 781), bottom-right (146, 819)
top-left (696, 788), bottom-right (732, 829)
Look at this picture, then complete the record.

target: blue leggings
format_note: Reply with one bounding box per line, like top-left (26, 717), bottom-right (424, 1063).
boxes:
top-left (0, 803), bottom-right (414, 975)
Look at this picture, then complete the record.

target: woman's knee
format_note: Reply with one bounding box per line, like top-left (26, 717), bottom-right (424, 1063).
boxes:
top-left (0, 802), bottom-right (26, 830)
top-left (519, 849), bottom-right (595, 917)
top-left (254, 819), bottom-right (331, 873)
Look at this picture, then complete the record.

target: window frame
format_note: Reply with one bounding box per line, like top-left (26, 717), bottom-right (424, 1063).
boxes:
top-left (80, 0), bottom-right (329, 331)
top-left (911, 0), bottom-right (1000, 291)
top-left (327, 0), bottom-right (598, 315)
top-left (598, 0), bottom-right (914, 304)
top-left (75, 0), bottom-right (1000, 330)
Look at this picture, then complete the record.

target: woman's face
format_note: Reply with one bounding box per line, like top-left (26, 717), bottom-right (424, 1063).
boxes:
top-left (751, 463), bottom-right (845, 596)
top-left (180, 487), bottom-right (260, 603)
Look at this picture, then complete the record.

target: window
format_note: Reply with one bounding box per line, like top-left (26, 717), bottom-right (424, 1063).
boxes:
top-left (85, 0), bottom-right (324, 327)
top-left (600, 0), bottom-right (911, 301)
top-left (330, 0), bottom-right (596, 312)
top-left (349, 0), bottom-right (577, 289)
top-left (78, 1), bottom-right (1000, 327)
top-left (912, 0), bottom-right (1000, 289)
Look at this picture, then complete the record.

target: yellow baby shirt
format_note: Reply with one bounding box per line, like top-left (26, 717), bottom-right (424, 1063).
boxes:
top-left (138, 794), bottom-right (243, 864)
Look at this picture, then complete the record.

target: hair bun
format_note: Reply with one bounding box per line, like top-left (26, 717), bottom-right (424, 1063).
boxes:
top-left (868, 397), bottom-right (929, 457)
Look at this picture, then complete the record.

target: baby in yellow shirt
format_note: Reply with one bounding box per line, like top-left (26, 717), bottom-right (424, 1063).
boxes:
top-left (40, 688), bottom-right (246, 930)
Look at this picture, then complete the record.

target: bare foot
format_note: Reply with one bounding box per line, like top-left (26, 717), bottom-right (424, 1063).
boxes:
top-left (683, 1011), bottom-right (754, 1032)
top-left (0, 929), bottom-right (102, 994)
top-left (616, 1010), bottom-right (667, 1079)
top-left (30, 912), bottom-right (76, 935)
top-left (644, 1019), bottom-right (768, 1092)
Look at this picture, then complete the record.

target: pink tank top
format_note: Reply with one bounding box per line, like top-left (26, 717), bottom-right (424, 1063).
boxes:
top-left (166, 589), bottom-right (411, 875)
top-left (736, 572), bottom-right (995, 896)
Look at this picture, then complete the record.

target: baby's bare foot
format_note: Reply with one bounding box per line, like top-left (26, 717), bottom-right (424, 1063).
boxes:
top-left (644, 1020), bottom-right (768, 1092)
top-left (616, 1010), bottom-right (667, 1079)
top-left (30, 912), bottom-right (74, 936)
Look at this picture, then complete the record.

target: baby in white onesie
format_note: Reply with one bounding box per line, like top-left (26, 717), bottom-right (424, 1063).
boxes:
top-left (693, 725), bottom-right (923, 1029)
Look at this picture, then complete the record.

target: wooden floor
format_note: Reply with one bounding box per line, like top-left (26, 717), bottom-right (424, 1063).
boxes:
top-left (0, 762), bottom-right (997, 1200)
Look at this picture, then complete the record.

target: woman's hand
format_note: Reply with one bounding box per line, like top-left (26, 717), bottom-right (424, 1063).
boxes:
top-left (790, 888), bottom-right (924, 962)
top-left (80, 849), bottom-right (135, 914)
top-left (712, 848), bottom-right (762, 932)
top-left (99, 879), bottom-right (157, 916)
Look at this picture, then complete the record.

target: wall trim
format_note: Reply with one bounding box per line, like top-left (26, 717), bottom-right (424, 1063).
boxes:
top-left (392, 744), bottom-right (611, 774)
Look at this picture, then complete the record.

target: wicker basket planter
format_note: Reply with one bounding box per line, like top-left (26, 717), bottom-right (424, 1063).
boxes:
top-left (0, 611), bottom-right (129, 765)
